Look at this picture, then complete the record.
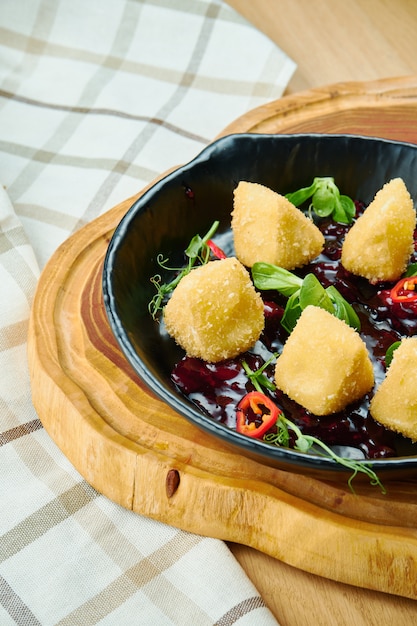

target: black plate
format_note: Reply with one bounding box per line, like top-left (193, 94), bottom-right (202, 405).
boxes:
top-left (103, 133), bottom-right (417, 481)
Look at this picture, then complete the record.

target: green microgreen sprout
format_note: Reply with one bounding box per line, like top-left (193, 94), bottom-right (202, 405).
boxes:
top-left (285, 176), bottom-right (356, 224)
top-left (251, 262), bottom-right (361, 333)
top-left (385, 341), bottom-right (401, 368)
top-left (242, 353), bottom-right (279, 393)
top-left (265, 417), bottom-right (386, 494)
top-left (405, 263), bottom-right (417, 277)
top-left (148, 220), bottom-right (220, 319)
top-left (241, 358), bottom-right (386, 494)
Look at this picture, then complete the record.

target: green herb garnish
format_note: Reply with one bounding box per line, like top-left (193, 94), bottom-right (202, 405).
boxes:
top-left (265, 416), bottom-right (386, 494)
top-left (285, 176), bottom-right (356, 224)
top-left (241, 358), bottom-right (385, 494)
top-left (148, 221), bottom-right (220, 319)
top-left (251, 262), bottom-right (361, 333)
top-left (250, 263), bottom-right (303, 296)
top-left (385, 341), bottom-right (401, 368)
top-left (405, 263), bottom-right (417, 277)
top-left (242, 353), bottom-right (279, 393)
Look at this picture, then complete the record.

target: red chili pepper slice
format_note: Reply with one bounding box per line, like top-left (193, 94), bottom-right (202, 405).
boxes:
top-left (207, 239), bottom-right (227, 259)
top-left (236, 391), bottom-right (281, 438)
top-left (390, 276), bottom-right (417, 303)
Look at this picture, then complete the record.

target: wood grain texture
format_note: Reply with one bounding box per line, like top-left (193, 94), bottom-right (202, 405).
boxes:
top-left (227, 0), bottom-right (417, 95)
top-left (220, 75), bottom-right (417, 141)
top-left (229, 543), bottom-right (417, 626)
top-left (28, 77), bottom-right (417, 623)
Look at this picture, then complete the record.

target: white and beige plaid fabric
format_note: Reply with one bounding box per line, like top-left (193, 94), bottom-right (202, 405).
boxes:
top-left (0, 1), bottom-right (295, 624)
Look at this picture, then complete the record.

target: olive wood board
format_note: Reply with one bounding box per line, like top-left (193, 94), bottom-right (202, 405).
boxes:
top-left (28, 76), bottom-right (417, 600)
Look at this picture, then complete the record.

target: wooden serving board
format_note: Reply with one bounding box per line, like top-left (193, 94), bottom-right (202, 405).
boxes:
top-left (28, 76), bottom-right (417, 600)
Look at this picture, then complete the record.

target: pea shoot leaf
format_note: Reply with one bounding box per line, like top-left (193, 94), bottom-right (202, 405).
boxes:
top-left (299, 273), bottom-right (334, 313)
top-left (251, 263), bottom-right (361, 333)
top-left (265, 413), bottom-right (386, 494)
top-left (148, 220), bottom-right (220, 319)
top-left (281, 291), bottom-right (303, 334)
top-left (285, 182), bottom-right (316, 207)
top-left (385, 341), bottom-right (401, 368)
top-left (326, 286), bottom-right (361, 331)
top-left (285, 176), bottom-right (355, 224)
top-left (249, 262), bottom-right (302, 296)
top-left (241, 360), bottom-right (386, 494)
top-left (405, 263), bottom-right (417, 277)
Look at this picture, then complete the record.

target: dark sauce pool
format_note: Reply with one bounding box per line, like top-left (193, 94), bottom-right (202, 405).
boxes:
top-left (170, 202), bottom-right (417, 460)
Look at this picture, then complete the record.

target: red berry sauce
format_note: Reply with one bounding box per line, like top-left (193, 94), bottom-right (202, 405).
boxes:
top-left (171, 202), bottom-right (417, 459)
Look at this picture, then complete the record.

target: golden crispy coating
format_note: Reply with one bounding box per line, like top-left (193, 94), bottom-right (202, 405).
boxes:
top-left (274, 305), bottom-right (374, 415)
top-left (370, 337), bottom-right (417, 441)
top-left (231, 181), bottom-right (324, 269)
top-left (341, 178), bottom-right (416, 283)
top-left (163, 257), bottom-right (264, 362)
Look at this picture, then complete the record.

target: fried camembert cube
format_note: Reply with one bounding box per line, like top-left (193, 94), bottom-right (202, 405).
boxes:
top-left (370, 337), bottom-right (417, 441)
top-left (231, 181), bottom-right (324, 270)
top-left (341, 178), bottom-right (416, 283)
top-left (274, 305), bottom-right (374, 415)
top-left (163, 257), bottom-right (264, 362)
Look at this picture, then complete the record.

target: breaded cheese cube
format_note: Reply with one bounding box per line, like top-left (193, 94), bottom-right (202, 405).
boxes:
top-left (163, 257), bottom-right (264, 362)
top-left (341, 178), bottom-right (416, 283)
top-left (231, 181), bottom-right (324, 269)
top-left (274, 305), bottom-right (374, 415)
top-left (370, 337), bottom-right (417, 441)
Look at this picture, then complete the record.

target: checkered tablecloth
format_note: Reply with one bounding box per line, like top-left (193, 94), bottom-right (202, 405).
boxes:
top-left (0, 1), bottom-right (295, 624)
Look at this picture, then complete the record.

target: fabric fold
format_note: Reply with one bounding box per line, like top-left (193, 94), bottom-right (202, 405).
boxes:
top-left (0, 1), bottom-right (295, 622)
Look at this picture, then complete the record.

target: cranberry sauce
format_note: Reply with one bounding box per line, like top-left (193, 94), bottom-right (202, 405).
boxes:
top-left (171, 202), bottom-right (417, 459)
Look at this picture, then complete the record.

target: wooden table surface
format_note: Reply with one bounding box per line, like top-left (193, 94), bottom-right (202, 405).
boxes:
top-left (227, 0), bottom-right (417, 96)
top-left (225, 1), bottom-right (417, 624)
top-left (28, 4), bottom-right (417, 625)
